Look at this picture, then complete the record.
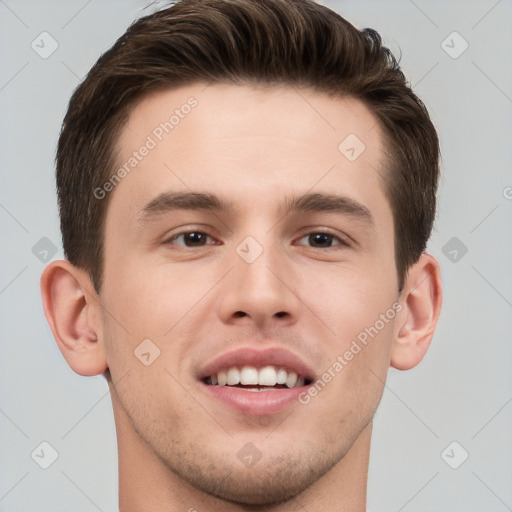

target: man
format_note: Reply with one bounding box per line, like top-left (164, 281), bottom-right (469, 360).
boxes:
top-left (40, 0), bottom-right (442, 509)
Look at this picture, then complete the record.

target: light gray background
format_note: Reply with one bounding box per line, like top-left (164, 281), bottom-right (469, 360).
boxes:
top-left (1, 0), bottom-right (511, 511)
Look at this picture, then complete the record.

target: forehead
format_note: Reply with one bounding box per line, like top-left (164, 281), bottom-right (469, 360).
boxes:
top-left (109, 82), bottom-right (389, 223)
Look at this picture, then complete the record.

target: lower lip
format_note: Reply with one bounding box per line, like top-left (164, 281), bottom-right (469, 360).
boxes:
top-left (200, 382), bottom-right (307, 415)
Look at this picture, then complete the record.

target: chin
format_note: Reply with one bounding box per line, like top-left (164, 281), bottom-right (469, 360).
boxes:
top-left (164, 446), bottom-right (341, 506)
top-left (188, 466), bottom-right (315, 505)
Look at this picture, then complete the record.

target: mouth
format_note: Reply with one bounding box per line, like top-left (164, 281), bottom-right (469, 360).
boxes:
top-left (198, 347), bottom-right (314, 415)
top-left (203, 365), bottom-right (312, 391)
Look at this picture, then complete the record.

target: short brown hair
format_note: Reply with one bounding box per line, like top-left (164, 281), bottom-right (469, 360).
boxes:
top-left (57, 0), bottom-right (439, 292)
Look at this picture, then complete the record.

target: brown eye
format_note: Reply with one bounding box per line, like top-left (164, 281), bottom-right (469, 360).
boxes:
top-left (308, 233), bottom-right (334, 247)
top-left (168, 231), bottom-right (213, 247)
top-left (296, 232), bottom-right (346, 248)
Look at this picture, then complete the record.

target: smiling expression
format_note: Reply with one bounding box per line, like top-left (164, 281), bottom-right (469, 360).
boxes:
top-left (97, 82), bottom-right (401, 504)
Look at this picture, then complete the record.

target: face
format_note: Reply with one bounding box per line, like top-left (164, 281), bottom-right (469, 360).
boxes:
top-left (99, 83), bottom-right (400, 504)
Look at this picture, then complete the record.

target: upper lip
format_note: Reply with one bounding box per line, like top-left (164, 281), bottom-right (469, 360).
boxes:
top-left (198, 346), bottom-right (315, 381)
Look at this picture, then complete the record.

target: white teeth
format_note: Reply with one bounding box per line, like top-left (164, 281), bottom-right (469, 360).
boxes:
top-left (208, 365), bottom-right (307, 389)
top-left (227, 367), bottom-right (240, 385)
top-left (276, 368), bottom-right (287, 385)
top-left (244, 387), bottom-right (281, 392)
top-left (258, 366), bottom-right (277, 386)
top-left (218, 370), bottom-right (227, 386)
top-left (286, 371), bottom-right (297, 389)
top-left (240, 366), bottom-right (259, 385)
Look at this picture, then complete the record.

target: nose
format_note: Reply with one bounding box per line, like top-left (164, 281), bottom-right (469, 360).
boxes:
top-left (216, 238), bottom-right (301, 329)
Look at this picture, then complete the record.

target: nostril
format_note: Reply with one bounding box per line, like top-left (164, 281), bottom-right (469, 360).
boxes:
top-left (233, 311), bottom-right (247, 318)
top-left (275, 311), bottom-right (288, 318)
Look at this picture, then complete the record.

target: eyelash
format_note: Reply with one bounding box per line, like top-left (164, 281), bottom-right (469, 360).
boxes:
top-left (165, 230), bottom-right (350, 249)
top-left (166, 231), bottom-right (218, 247)
top-left (295, 231), bottom-right (349, 248)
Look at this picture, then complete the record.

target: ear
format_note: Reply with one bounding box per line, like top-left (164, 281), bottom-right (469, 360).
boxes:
top-left (391, 252), bottom-right (443, 370)
top-left (40, 260), bottom-right (108, 376)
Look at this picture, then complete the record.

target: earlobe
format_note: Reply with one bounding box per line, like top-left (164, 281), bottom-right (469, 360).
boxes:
top-left (390, 253), bottom-right (443, 370)
top-left (40, 260), bottom-right (108, 376)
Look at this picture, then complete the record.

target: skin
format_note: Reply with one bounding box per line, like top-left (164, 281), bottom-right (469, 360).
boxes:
top-left (41, 83), bottom-right (442, 511)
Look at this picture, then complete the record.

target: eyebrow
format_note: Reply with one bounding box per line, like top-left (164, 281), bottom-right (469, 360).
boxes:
top-left (283, 192), bottom-right (374, 226)
top-left (138, 191), bottom-right (237, 221)
top-left (138, 191), bottom-right (374, 227)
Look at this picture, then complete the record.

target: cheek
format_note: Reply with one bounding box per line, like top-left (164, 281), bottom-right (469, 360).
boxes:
top-left (312, 317), bottom-right (395, 437)
top-left (299, 261), bottom-right (398, 340)
top-left (299, 266), bottom-right (398, 402)
top-left (101, 258), bottom-right (206, 338)
top-left (100, 305), bottom-right (194, 431)
top-left (110, 362), bottom-right (198, 455)
top-left (99, 263), bottom-right (214, 392)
